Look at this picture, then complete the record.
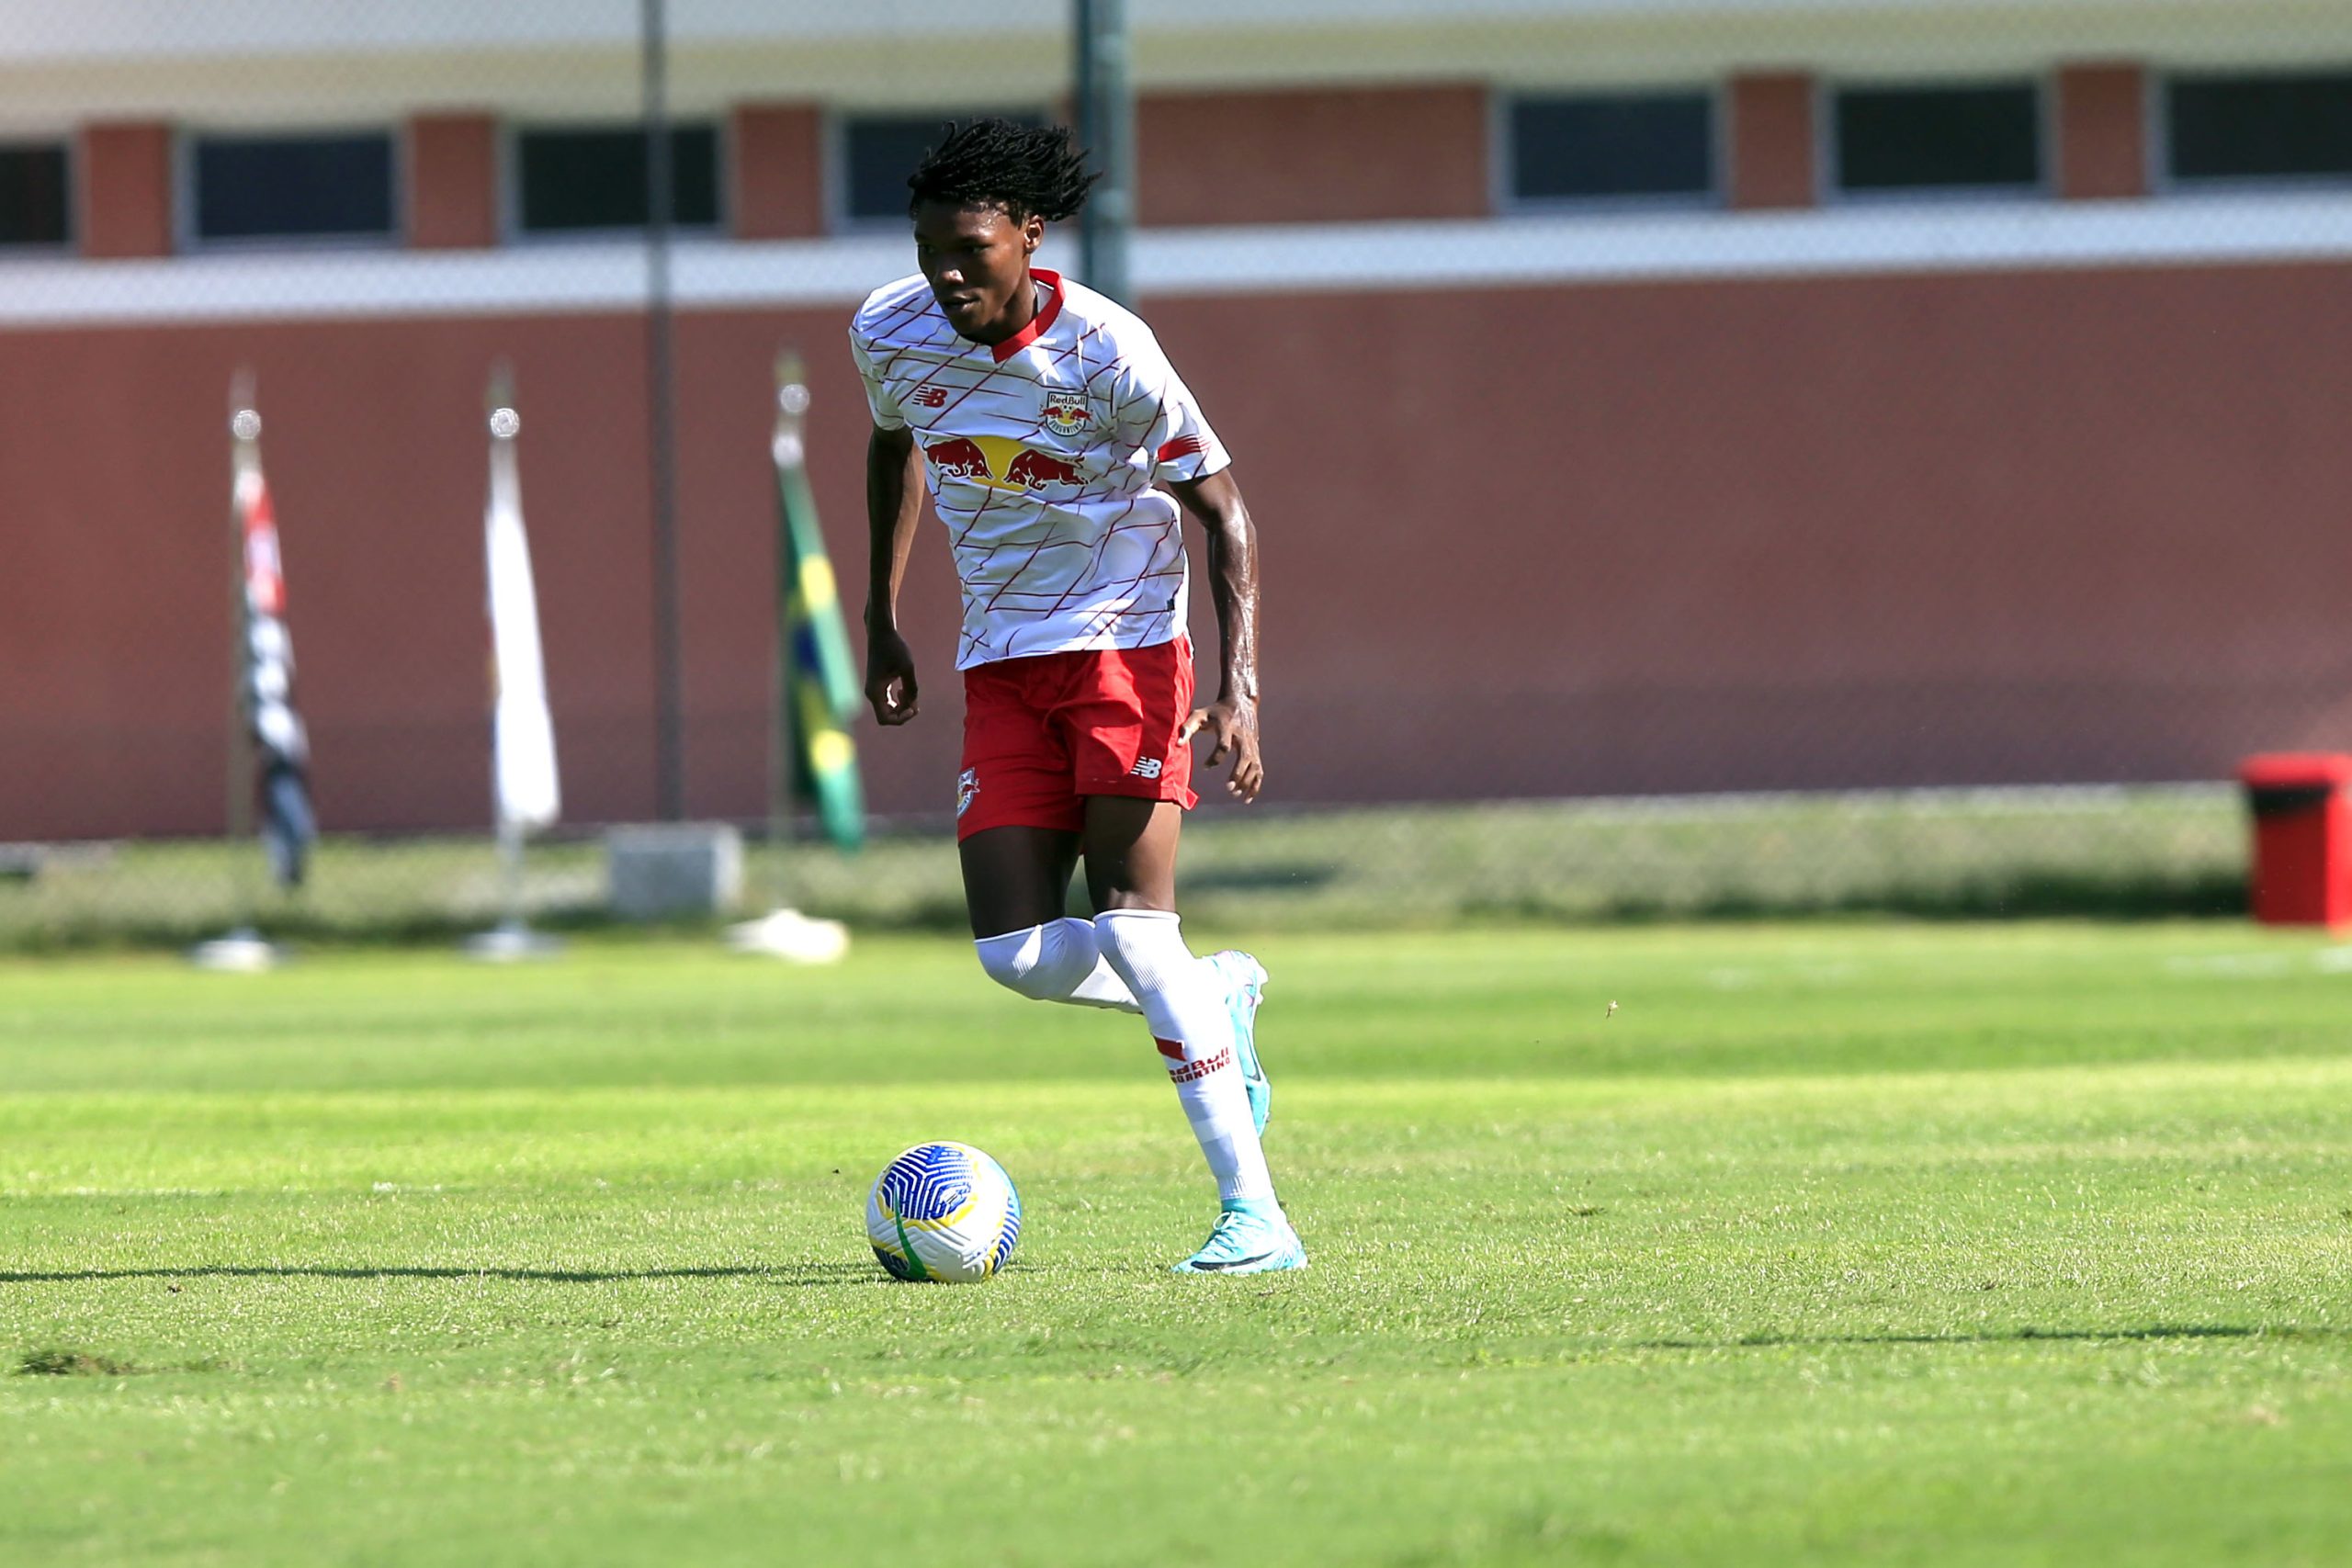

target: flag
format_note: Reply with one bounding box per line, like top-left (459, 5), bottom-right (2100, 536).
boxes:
top-left (233, 432), bottom-right (315, 886)
top-left (773, 358), bottom-right (864, 851)
top-left (485, 401), bottom-right (560, 831)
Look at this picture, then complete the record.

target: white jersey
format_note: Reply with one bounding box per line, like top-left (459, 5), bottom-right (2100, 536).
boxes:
top-left (850, 268), bottom-right (1231, 670)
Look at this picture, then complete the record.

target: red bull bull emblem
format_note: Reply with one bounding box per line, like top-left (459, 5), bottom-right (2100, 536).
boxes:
top-left (923, 434), bottom-right (1082, 493)
top-left (1003, 449), bottom-right (1080, 490)
top-left (923, 435), bottom-right (991, 479)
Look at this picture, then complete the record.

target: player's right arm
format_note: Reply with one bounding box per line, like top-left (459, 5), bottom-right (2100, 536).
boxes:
top-left (864, 421), bottom-right (923, 726)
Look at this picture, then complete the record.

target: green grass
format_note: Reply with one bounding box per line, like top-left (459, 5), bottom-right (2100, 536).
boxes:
top-left (2, 922), bottom-right (2347, 1565)
top-left (0, 784), bottom-right (2246, 950)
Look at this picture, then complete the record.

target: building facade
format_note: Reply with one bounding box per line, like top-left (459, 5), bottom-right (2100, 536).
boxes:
top-left (5, 0), bottom-right (2351, 837)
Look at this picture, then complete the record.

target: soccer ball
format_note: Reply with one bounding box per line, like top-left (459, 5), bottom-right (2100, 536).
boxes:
top-left (865, 1142), bottom-right (1022, 1282)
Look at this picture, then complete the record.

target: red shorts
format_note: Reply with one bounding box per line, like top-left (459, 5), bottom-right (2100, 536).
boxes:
top-left (957, 637), bottom-right (1199, 840)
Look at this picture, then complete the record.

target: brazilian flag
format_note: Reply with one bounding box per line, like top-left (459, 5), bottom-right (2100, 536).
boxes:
top-left (773, 355), bottom-right (865, 851)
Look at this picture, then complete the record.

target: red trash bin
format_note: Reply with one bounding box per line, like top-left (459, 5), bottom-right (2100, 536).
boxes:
top-left (2238, 753), bottom-right (2352, 929)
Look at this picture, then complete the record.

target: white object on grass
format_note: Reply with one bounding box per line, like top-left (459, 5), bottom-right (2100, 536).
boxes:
top-left (725, 907), bottom-right (849, 964)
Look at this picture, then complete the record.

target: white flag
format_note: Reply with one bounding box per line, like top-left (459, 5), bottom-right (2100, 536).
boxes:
top-left (485, 415), bottom-right (560, 830)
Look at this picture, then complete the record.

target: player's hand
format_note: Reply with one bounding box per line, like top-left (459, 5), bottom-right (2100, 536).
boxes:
top-left (865, 629), bottom-right (920, 726)
top-left (1182, 699), bottom-right (1262, 803)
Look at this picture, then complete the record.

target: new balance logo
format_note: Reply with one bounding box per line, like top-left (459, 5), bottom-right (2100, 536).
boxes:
top-left (1164, 1045), bottom-right (1233, 1084)
top-left (1129, 757), bottom-right (1163, 780)
top-left (912, 386), bottom-right (949, 408)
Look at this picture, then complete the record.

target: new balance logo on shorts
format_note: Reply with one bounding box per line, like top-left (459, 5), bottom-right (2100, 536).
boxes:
top-left (1129, 757), bottom-right (1162, 780)
top-left (1158, 1037), bottom-right (1234, 1083)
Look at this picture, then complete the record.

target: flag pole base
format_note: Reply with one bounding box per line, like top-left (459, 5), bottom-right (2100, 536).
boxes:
top-left (725, 907), bottom-right (849, 964)
top-left (463, 919), bottom-right (563, 963)
top-left (188, 928), bottom-right (281, 972)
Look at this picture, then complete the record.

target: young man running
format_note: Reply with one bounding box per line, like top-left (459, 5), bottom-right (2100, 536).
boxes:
top-left (850, 118), bottom-right (1303, 1275)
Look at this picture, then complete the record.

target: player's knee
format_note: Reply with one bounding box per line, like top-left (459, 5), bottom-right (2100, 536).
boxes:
top-left (974, 920), bottom-right (1088, 1002)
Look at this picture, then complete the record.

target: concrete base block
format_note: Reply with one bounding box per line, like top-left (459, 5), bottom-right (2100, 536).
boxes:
top-left (606, 823), bottom-right (743, 919)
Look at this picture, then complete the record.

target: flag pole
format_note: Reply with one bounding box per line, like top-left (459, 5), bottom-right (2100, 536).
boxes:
top-left (493, 811), bottom-right (526, 945)
top-left (467, 365), bottom-right (562, 961)
top-left (726, 348), bottom-right (848, 962)
top-left (767, 353), bottom-right (808, 910)
top-left (191, 370), bottom-right (278, 971)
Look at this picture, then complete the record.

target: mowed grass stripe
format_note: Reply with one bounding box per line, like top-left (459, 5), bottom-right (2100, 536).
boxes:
top-left (3, 1055), bottom-right (2346, 1188)
top-left (4, 924), bottom-right (2350, 1093)
top-left (5, 1064), bottom-right (2343, 1361)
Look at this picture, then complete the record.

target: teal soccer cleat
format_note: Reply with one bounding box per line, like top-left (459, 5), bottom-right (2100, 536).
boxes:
top-left (1171, 1200), bottom-right (1307, 1276)
top-left (1206, 949), bottom-right (1271, 1134)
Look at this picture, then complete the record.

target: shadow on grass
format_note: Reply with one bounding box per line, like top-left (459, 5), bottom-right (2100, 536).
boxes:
top-left (0, 1261), bottom-right (879, 1287)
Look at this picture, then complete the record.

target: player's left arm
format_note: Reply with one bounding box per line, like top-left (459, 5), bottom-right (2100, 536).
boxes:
top-left (1168, 468), bottom-right (1263, 804)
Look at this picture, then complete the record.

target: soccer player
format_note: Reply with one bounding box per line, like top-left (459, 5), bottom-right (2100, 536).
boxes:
top-left (850, 119), bottom-right (1304, 1276)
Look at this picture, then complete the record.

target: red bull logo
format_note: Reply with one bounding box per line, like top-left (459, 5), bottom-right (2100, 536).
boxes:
top-left (923, 434), bottom-right (1083, 493)
top-left (924, 436), bottom-right (990, 479)
top-left (1003, 450), bottom-right (1080, 490)
top-left (1041, 389), bottom-right (1091, 436)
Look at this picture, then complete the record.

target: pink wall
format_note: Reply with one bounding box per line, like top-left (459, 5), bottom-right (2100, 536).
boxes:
top-left (6, 259), bottom-right (2352, 839)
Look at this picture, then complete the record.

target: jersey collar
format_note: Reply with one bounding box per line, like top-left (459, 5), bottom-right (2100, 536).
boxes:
top-left (986, 269), bottom-right (1063, 363)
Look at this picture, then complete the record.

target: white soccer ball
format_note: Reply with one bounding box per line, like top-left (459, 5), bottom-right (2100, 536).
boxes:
top-left (865, 1142), bottom-right (1022, 1283)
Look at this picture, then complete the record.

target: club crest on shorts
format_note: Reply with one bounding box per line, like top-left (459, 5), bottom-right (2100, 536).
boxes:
top-left (956, 767), bottom-right (979, 818)
top-left (1040, 389), bottom-right (1091, 437)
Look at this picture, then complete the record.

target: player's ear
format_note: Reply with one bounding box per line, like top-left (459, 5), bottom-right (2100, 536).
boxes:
top-left (1022, 213), bottom-right (1044, 254)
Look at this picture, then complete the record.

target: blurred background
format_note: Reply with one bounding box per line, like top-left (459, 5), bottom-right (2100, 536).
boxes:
top-left (5, 0), bottom-right (2350, 945)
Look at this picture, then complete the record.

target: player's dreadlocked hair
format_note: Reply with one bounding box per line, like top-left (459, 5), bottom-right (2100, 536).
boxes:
top-left (906, 118), bottom-right (1098, 223)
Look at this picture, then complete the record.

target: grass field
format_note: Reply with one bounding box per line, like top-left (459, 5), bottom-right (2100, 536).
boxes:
top-left (3, 922), bottom-right (2347, 1565)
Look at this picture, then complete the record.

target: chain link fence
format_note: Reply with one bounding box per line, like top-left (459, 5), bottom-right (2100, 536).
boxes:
top-left (3, 1), bottom-right (2345, 947)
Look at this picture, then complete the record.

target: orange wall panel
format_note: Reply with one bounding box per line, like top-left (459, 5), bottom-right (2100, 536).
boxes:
top-left (409, 114), bottom-right (500, 248)
top-left (2057, 63), bottom-right (2149, 200)
top-left (731, 103), bottom-right (825, 239)
top-left (1730, 73), bottom-right (1817, 210)
top-left (78, 122), bottom-right (174, 258)
top-left (1136, 86), bottom-right (1489, 226)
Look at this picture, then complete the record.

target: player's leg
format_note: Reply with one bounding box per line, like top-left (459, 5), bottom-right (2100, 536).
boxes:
top-left (958, 658), bottom-right (1140, 1012)
top-left (1085, 796), bottom-right (1303, 1274)
top-left (1061, 638), bottom-right (1269, 1127)
top-left (963, 825), bottom-right (1138, 1010)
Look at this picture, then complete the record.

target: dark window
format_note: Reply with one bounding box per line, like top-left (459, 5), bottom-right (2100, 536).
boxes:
top-left (193, 131), bottom-right (396, 242)
top-left (0, 142), bottom-right (70, 246)
top-left (515, 125), bottom-right (719, 232)
top-left (841, 112), bottom-right (1046, 223)
top-left (2168, 71), bottom-right (2352, 182)
top-left (1509, 92), bottom-right (1714, 204)
top-left (1836, 84), bottom-right (2041, 193)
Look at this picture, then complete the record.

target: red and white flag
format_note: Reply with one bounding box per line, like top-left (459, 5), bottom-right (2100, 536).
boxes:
top-left (232, 428), bottom-right (315, 886)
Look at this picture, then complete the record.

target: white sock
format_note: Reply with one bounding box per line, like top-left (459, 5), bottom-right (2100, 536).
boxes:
top-left (1093, 908), bottom-right (1274, 1203)
top-left (973, 919), bottom-right (1140, 1012)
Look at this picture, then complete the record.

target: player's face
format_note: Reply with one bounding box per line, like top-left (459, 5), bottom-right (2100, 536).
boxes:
top-left (913, 200), bottom-right (1043, 344)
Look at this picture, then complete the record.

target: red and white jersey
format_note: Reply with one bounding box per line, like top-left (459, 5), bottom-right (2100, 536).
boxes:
top-left (850, 268), bottom-right (1230, 670)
